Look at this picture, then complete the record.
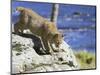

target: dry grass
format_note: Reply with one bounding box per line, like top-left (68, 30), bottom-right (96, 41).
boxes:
top-left (74, 50), bottom-right (96, 69)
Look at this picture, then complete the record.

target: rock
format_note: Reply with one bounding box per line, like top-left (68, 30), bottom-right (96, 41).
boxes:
top-left (12, 33), bottom-right (79, 74)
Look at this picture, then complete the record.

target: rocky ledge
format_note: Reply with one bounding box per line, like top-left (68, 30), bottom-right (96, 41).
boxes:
top-left (12, 33), bottom-right (79, 74)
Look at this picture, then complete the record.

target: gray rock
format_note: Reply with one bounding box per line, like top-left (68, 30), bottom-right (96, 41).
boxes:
top-left (12, 34), bottom-right (79, 74)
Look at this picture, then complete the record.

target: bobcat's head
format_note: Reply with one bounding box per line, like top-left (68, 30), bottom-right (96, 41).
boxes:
top-left (53, 33), bottom-right (63, 47)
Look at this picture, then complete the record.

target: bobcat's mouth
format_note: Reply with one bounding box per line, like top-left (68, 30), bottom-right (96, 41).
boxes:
top-left (56, 44), bottom-right (60, 48)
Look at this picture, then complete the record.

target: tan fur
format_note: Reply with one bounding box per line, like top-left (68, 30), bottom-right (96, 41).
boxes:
top-left (14, 7), bottom-right (63, 54)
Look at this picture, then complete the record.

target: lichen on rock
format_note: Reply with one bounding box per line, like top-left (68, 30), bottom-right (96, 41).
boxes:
top-left (12, 33), bottom-right (79, 74)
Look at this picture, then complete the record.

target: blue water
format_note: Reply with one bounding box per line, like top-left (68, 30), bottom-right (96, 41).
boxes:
top-left (12, 1), bottom-right (96, 52)
top-left (63, 29), bottom-right (96, 52)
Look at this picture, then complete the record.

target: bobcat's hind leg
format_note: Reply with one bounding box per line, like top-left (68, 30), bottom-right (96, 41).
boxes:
top-left (14, 22), bottom-right (24, 35)
top-left (14, 22), bottom-right (20, 34)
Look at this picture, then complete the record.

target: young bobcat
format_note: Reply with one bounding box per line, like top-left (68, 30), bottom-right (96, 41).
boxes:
top-left (14, 7), bottom-right (63, 54)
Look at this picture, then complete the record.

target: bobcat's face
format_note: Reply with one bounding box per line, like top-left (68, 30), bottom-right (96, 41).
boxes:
top-left (53, 33), bottom-right (63, 47)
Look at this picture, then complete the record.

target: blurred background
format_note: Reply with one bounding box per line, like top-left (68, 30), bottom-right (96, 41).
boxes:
top-left (11, 1), bottom-right (96, 53)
